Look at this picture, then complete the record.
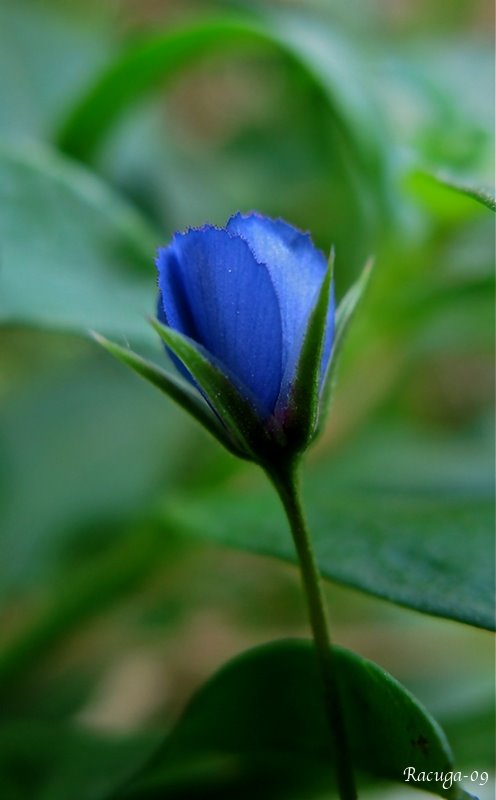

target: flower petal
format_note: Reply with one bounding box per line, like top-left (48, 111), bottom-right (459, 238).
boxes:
top-left (156, 227), bottom-right (283, 417)
top-left (226, 213), bottom-right (334, 401)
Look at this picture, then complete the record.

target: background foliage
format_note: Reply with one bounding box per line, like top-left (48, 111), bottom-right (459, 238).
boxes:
top-left (0, 0), bottom-right (494, 798)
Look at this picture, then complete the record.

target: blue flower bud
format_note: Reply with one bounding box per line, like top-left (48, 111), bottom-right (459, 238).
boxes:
top-left (155, 212), bottom-right (335, 460)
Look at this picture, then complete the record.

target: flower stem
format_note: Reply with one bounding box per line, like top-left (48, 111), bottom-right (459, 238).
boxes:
top-left (267, 462), bottom-right (357, 800)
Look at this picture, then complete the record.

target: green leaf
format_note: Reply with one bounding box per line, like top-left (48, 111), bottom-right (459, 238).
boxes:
top-left (163, 424), bottom-right (495, 630)
top-left (92, 333), bottom-right (244, 457)
top-left (56, 16), bottom-right (268, 162)
top-left (0, 0), bottom-right (116, 143)
top-left (0, 349), bottom-right (192, 596)
top-left (0, 520), bottom-right (179, 696)
top-left (56, 11), bottom-right (386, 190)
top-left (0, 719), bottom-right (160, 800)
top-left (151, 319), bottom-right (268, 461)
top-left (122, 640), bottom-right (470, 799)
top-left (286, 254), bottom-right (333, 448)
top-left (117, 753), bottom-right (333, 800)
top-left (54, 6), bottom-right (390, 245)
top-left (0, 142), bottom-right (157, 343)
top-left (429, 172), bottom-right (496, 213)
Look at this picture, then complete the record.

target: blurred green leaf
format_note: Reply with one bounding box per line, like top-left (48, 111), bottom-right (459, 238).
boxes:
top-left (56, 7), bottom-right (396, 260)
top-left (164, 424), bottom-right (494, 630)
top-left (57, 16), bottom-right (273, 162)
top-left (117, 752), bottom-right (335, 800)
top-left (0, 350), bottom-right (192, 595)
top-left (0, 520), bottom-right (179, 698)
top-left (376, 41), bottom-right (493, 183)
top-left (0, 0), bottom-right (116, 143)
top-left (428, 172), bottom-right (496, 213)
top-left (57, 10), bottom-right (385, 175)
top-left (0, 142), bottom-right (157, 342)
top-left (0, 719), bottom-right (159, 800)
top-left (443, 700), bottom-right (496, 769)
top-left (122, 639), bottom-right (469, 799)
top-left (93, 333), bottom-right (243, 457)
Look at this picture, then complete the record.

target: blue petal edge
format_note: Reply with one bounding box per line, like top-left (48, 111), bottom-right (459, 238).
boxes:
top-left (156, 226), bottom-right (284, 417)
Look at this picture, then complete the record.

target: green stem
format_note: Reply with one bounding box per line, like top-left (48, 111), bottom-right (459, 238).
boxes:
top-left (267, 461), bottom-right (357, 800)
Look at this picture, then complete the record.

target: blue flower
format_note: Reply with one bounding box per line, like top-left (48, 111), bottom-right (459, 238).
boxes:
top-left (97, 212), bottom-right (370, 462)
top-left (156, 213), bottom-right (335, 434)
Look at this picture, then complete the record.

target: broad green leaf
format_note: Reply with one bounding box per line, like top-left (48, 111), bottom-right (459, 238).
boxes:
top-left (0, 142), bottom-right (156, 343)
top-left (163, 424), bottom-right (495, 630)
top-left (93, 333), bottom-right (244, 457)
top-left (121, 640), bottom-right (471, 799)
top-left (117, 753), bottom-right (336, 800)
top-left (151, 319), bottom-right (267, 460)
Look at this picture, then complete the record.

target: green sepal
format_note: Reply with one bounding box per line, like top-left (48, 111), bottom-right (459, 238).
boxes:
top-left (283, 252), bottom-right (334, 451)
top-left (91, 332), bottom-right (247, 458)
top-left (315, 257), bottom-right (373, 439)
top-left (150, 319), bottom-right (270, 462)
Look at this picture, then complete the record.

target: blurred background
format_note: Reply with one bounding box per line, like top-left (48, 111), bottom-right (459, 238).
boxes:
top-left (0, 0), bottom-right (494, 798)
